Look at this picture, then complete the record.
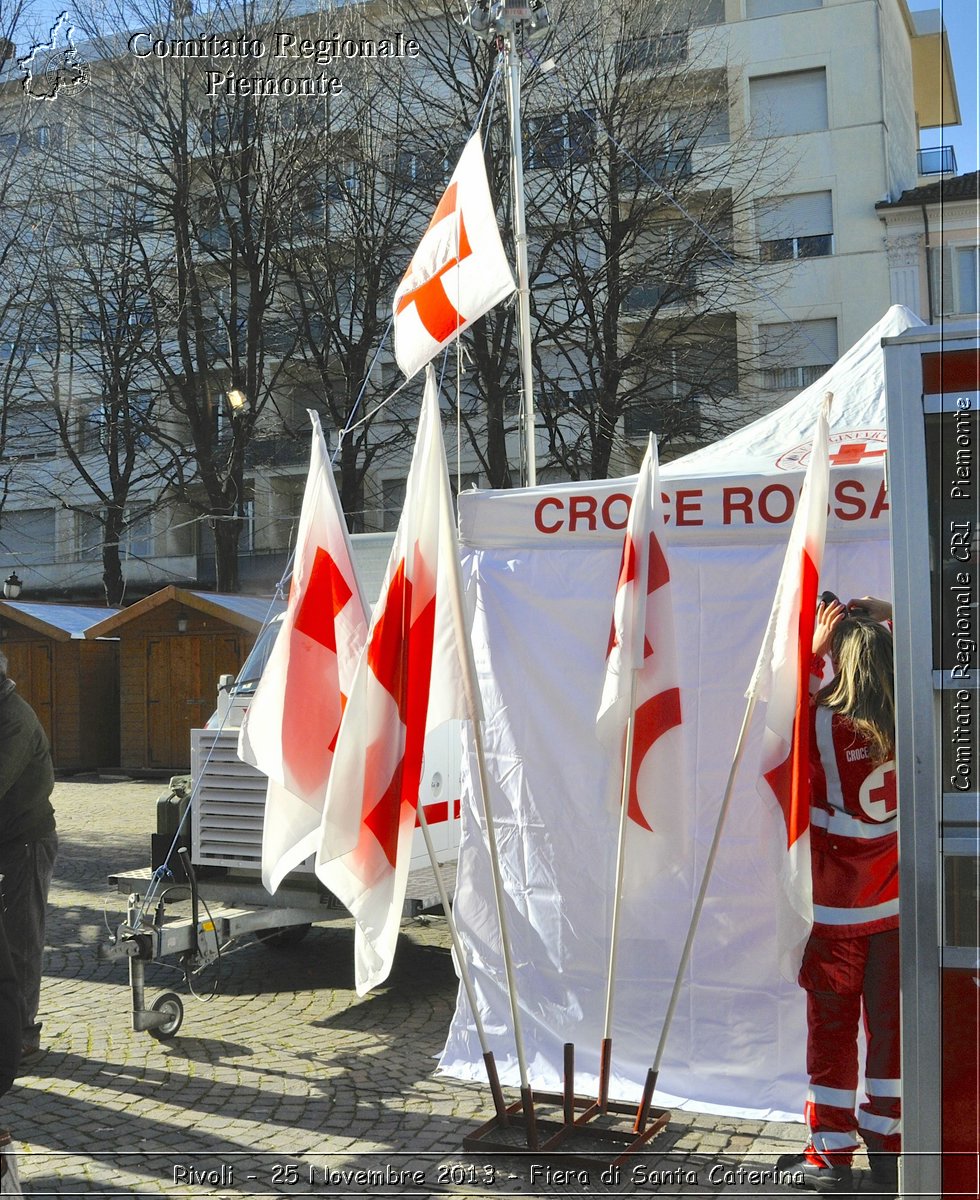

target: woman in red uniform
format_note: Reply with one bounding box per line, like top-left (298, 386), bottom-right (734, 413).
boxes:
top-left (779, 595), bottom-right (900, 1196)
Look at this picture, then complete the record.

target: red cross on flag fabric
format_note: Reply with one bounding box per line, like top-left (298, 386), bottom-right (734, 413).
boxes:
top-left (238, 413), bottom-right (367, 895)
top-left (749, 394), bottom-right (832, 980)
top-left (596, 435), bottom-right (687, 856)
top-left (393, 132), bottom-right (516, 380)
top-left (315, 365), bottom-right (473, 994)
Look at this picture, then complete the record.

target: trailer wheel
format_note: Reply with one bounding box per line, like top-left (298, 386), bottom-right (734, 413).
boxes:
top-left (254, 924), bottom-right (312, 949)
top-left (148, 991), bottom-right (184, 1040)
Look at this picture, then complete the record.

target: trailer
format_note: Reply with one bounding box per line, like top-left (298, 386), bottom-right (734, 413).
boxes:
top-left (102, 533), bottom-right (463, 1038)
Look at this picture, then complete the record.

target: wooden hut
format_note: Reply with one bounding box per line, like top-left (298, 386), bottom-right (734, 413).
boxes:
top-left (0, 601), bottom-right (120, 771)
top-left (85, 587), bottom-right (282, 772)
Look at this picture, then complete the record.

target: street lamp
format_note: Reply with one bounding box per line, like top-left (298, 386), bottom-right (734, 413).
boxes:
top-left (225, 388), bottom-right (247, 413)
top-left (3, 572), bottom-right (22, 599)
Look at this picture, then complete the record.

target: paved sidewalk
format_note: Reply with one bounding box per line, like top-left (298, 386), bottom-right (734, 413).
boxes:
top-left (3, 779), bottom-right (883, 1197)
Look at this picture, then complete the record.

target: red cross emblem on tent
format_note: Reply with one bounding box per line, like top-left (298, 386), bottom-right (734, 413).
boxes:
top-left (395, 183), bottom-right (474, 345)
top-left (775, 429), bottom-right (887, 471)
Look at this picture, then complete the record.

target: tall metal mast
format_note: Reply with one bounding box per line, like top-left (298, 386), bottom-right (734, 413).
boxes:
top-left (466, 0), bottom-right (550, 487)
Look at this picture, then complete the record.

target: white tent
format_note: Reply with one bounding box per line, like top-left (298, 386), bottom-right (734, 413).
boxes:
top-left (438, 306), bottom-right (923, 1120)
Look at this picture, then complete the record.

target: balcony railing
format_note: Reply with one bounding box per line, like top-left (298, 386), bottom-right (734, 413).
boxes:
top-left (917, 145), bottom-right (957, 177)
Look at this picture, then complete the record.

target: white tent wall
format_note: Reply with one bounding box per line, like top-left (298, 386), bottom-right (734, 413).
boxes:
top-left (437, 307), bottom-right (922, 1120)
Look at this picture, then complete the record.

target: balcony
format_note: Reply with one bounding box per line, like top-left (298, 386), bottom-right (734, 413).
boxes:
top-left (623, 274), bottom-right (697, 312)
top-left (616, 32), bottom-right (688, 73)
top-left (917, 145), bottom-right (957, 177)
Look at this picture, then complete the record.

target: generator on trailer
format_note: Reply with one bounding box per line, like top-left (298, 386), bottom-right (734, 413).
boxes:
top-left (103, 532), bottom-right (463, 1039)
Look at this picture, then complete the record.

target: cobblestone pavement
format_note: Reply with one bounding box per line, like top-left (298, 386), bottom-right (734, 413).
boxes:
top-left (3, 779), bottom-right (885, 1198)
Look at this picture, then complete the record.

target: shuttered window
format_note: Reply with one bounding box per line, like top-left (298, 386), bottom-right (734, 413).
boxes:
top-left (746, 0), bottom-right (821, 17)
top-left (759, 318), bottom-right (838, 390)
top-left (749, 69), bottom-right (828, 137)
top-left (929, 245), bottom-right (979, 317)
top-left (756, 191), bottom-right (833, 261)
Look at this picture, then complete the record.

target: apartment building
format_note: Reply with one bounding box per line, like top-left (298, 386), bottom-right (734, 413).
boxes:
top-left (725, 0), bottom-right (960, 400)
top-left (0, 0), bottom-right (961, 601)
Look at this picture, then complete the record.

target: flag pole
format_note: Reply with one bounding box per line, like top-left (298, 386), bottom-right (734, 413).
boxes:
top-left (635, 692), bottom-right (759, 1122)
top-left (437, 403), bottom-right (538, 1145)
top-left (502, 12), bottom-right (537, 487)
top-left (415, 802), bottom-right (508, 1124)
top-left (598, 670), bottom-right (638, 1110)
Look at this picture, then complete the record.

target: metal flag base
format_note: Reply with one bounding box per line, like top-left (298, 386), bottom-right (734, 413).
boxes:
top-left (461, 1044), bottom-right (671, 1167)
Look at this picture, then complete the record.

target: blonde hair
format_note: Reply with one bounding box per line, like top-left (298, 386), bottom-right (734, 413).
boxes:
top-left (816, 617), bottom-right (895, 764)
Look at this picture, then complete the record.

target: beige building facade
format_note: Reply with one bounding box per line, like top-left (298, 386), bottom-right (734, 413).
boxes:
top-left (0, 0), bottom-right (965, 600)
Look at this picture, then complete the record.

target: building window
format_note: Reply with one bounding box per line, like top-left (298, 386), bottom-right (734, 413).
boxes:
top-left (394, 147), bottom-right (458, 192)
top-left (381, 477), bottom-right (405, 533)
top-left (0, 508), bottom-right (57, 565)
top-left (197, 500), bottom-right (255, 559)
top-left (76, 510), bottom-right (103, 562)
top-left (930, 245), bottom-right (979, 317)
top-left (526, 111), bottom-right (595, 170)
top-left (616, 32), bottom-right (688, 72)
top-left (325, 160), bottom-right (360, 203)
top-left (749, 69), bottom-right (828, 137)
top-left (81, 392), bottom-right (154, 452)
top-left (120, 510), bottom-right (154, 560)
top-left (540, 385), bottom-right (600, 411)
top-left (239, 500), bottom-right (256, 553)
top-left (759, 317), bottom-right (838, 390)
top-left (626, 335), bottom-right (737, 439)
top-left (2, 407), bottom-right (56, 460)
top-left (32, 124), bottom-right (64, 151)
top-left (79, 403), bottom-right (105, 453)
top-left (756, 191), bottom-right (833, 261)
top-left (746, 0), bottom-right (821, 17)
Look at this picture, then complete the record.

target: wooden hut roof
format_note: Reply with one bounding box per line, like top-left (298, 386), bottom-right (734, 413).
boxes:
top-left (83, 585), bottom-right (284, 638)
top-left (0, 601), bottom-right (120, 641)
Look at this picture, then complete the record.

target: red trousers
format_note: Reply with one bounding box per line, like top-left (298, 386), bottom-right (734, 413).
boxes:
top-left (798, 928), bottom-right (901, 1166)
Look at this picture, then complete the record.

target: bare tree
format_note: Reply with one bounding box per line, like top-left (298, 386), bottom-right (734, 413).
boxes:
top-left (381, 0), bottom-right (791, 479)
top-left (22, 166), bottom-right (188, 605)
top-left (57, 0), bottom-right (428, 587)
top-left (0, 0), bottom-right (48, 516)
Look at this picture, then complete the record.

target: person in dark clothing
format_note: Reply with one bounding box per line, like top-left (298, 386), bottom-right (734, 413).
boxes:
top-left (0, 904), bottom-right (23, 1189)
top-left (0, 907), bottom-right (22, 1097)
top-left (0, 651), bottom-right (58, 1059)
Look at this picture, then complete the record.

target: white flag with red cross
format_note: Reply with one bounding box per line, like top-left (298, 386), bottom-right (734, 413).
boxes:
top-left (315, 365), bottom-right (471, 994)
top-left (596, 436), bottom-right (687, 853)
top-left (750, 394), bottom-right (832, 979)
top-left (393, 132), bottom-right (516, 380)
top-left (238, 413), bottom-right (368, 895)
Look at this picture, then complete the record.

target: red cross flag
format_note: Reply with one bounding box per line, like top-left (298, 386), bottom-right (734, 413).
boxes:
top-left (596, 436), bottom-right (686, 856)
top-left (315, 365), bottom-right (472, 994)
top-left (749, 393), bottom-right (832, 979)
top-left (393, 132), bottom-right (515, 380)
top-left (238, 413), bottom-right (367, 895)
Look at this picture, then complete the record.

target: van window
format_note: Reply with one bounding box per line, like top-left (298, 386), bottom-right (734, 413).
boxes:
top-left (234, 620), bottom-right (282, 696)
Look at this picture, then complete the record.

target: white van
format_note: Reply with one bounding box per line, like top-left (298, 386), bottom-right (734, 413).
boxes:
top-left (190, 543), bottom-right (463, 888)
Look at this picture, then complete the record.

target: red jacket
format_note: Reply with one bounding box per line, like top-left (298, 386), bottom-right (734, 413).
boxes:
top-left (807, 699), bottom-right (898, 939)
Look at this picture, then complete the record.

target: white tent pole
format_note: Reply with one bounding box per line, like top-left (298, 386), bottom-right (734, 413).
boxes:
top-left (642, 692), bottom-right (759, 1110)
top-left (598, 670), bottom-right (638, 1109)
top-left (415, 802), bottom-right (508, 1122)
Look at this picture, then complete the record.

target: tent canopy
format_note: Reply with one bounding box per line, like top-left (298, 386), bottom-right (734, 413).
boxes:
top-left (460, 305), bottom-right (924, 547)
top-left (440, 307), bottom-right (914, 1119)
